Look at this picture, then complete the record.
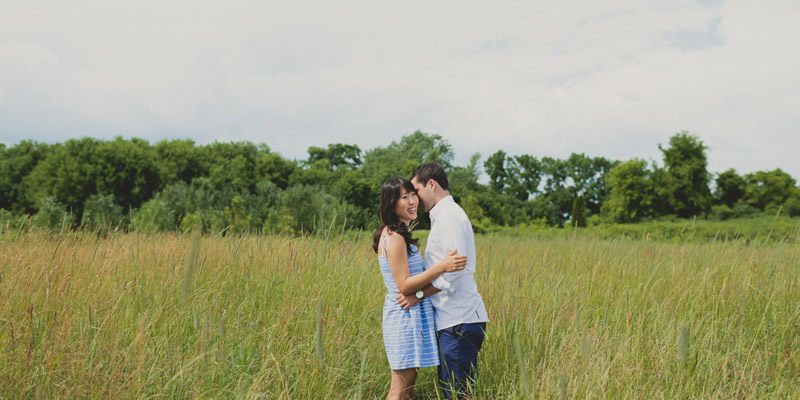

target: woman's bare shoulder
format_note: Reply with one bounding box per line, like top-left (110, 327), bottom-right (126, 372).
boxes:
top-left (378, 228), bottom-right (400, 257)
top-left (383, 229), bottom-right (407, 254)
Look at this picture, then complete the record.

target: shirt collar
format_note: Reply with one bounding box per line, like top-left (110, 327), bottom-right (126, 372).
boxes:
top-left (429, 195), bottom-right (454, 221)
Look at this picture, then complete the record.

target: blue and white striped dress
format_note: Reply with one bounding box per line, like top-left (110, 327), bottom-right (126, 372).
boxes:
top-left (379, 242), bottom-right (439, 370)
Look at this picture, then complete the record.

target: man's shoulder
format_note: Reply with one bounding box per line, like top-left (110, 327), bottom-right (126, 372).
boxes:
top-left (431, 202), bottom-right (472, 237)
top-left (442, 201), bottom-right (471, 223)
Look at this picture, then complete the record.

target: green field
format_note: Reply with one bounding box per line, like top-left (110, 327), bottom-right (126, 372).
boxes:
top-left (1, 229), bottom-right (799, 398)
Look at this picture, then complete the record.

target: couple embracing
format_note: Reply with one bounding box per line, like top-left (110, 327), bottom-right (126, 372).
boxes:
top-left (372, 163), bottom-right (489, 399)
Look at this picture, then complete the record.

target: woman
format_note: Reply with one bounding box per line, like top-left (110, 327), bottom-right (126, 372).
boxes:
top-left (372, 177), bottom-right (467, 400)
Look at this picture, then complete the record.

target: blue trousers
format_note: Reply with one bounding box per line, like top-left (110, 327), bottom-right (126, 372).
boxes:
top-left (437, 322), bottom-right (486, 398)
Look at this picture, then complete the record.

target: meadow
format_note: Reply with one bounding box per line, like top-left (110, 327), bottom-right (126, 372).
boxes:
top-left (1, 226), bottom-right (799, 398)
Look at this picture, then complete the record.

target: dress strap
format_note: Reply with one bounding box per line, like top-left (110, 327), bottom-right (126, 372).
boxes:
top-left (379, 234), bottom-right (390, 258)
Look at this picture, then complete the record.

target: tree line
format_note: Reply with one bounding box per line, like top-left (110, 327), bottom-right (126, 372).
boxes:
top-left (1, 131), bottom-right (798, 234)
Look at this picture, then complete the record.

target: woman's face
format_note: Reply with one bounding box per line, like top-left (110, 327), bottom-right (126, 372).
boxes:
top-left (393, 186), bottom-right (418, 224)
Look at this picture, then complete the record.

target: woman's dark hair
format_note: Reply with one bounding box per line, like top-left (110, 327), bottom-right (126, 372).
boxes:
top-left (372, 177), bottom-right (419, 255)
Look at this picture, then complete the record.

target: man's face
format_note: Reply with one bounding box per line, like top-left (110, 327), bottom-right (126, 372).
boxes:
top-left (411, 177), bottom-right (435, 212)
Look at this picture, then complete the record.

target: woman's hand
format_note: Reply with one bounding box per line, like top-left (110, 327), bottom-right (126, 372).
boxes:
top-left (437, 249), bottom-right (467, 273)
top-left (396, 290), bottom-right (420, 310)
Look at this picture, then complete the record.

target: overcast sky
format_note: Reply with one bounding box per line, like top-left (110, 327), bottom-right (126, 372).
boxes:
top-left (1, 0), bottom-right (798, 179)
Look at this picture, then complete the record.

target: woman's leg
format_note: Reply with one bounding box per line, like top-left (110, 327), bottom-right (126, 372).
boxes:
top-left (387, 368), bottom-right (418, 400)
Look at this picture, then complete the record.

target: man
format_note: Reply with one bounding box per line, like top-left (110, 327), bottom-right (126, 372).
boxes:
top-left (396, 162), bottom-right (489, 399)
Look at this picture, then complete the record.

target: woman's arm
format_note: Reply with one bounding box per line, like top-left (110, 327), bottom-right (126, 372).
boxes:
top-left (396, 283), bottom-right (441, 309)
top-left (386, 233), bottom-right (466, 295)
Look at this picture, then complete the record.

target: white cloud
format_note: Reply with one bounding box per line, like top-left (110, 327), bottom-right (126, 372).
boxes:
top-left (0, 0), bottom-right (798, 180)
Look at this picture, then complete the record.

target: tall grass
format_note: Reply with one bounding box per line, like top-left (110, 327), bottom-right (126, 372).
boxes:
top-left (1, 228), bottom-right (799, 398)
top-left (488, 215), bottom-right (800, 246)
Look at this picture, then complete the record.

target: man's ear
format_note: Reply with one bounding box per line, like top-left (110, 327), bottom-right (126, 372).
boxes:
top-left (427, 179), bottom-right (437, 192)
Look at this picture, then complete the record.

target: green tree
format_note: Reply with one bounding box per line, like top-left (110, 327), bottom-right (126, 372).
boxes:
top-left (154, 139), bottom-right (206, 186)
top-left (23, 138), bottom-right (102, 220)
top-left (333, 171), bottom-right (374, 229)
top-left (291, 144), bottom-right (374, 230)
top-left (658, 132), bottom-right (711, 218)
top-left (527, 195), bottom-right (561, 226)
top-left (306, 143), bottom-right (362, 169)
top-left (290, 159), bottom-right (337, 187)
top-left (483, 151), bottom-right (614, 225)
top-left (715, 169), bottom-right (746, 206)
top-left (566, 154), bottom-right (617, 216)
top-left (449, 153), bottom-right (482, 190)
top-left (155, 178), bottom-right (226, 233)
top-left (782, 190), bottom-right (800, 217)
top-left (571, 196), bottom-right (587, 227)
top-left (158, 181), bottom-right (192, 224)
top-left (461, 187), bottom-right (529, 227)
top-left (602, 159), bottom-right (654, 223)
top-left (0, 141), bottom-right (51, 214)
top-left (538, 157), bottom-right (573, 223)
top-left (484, 150), bottom-right (509, 193)
top-left (483, 152), bottom-right (542, 201)
top-left (460, 194), bottom-right (492, 232)
top-left (202, 142), bottom-right (260, 193)
top-left (743, 169), bottom-right (797, 213)
top-left (250, 180), bottom-right (283, 220)
top-left (514, 154), bottom-right (544, 200)
top-left (362, 131), bottom-right (454, 186)
top-left (255, 147), bottom-right (297, 189)
top-left (184, 177), bottom-right (226, 232)
top-left (94, 137), bottom-right (161, 210)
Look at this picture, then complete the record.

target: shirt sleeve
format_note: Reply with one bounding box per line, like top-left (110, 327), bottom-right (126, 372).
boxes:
top-left (430, 211), bottom-right (470, 293)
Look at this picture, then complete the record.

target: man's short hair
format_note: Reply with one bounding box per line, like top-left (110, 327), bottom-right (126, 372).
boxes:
top-left (410, 162), bottom-right (449, 191)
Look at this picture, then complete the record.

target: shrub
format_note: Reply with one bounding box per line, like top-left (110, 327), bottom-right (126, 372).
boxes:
top-left (131, 196), bottom-right (176, 232)
top-left (32, 196), bottom-right (74, 231)
top-left (180, 213), bottom-right (203, 233)
top-left (82, 194), bottom-right (124, 231)
top-left (224, 195), bottom-right (255, 233)
top-left (731, 201), bottom-right (760, 218)
top-left (711, 204), bottom-right (733, 220)
top-left (279, 185), bottom-right (347, 234)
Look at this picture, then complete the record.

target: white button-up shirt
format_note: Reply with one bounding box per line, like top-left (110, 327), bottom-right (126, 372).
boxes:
top-left (424, 195), bottom-right (489, 331)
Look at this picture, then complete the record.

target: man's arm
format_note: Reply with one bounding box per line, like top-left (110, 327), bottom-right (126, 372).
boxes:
top-left (387, 233), bottom-right (464, 295)
top-left (430, 213), bottom-right (471, 293)
top-left (395, 284), bottom-right (441, 310)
